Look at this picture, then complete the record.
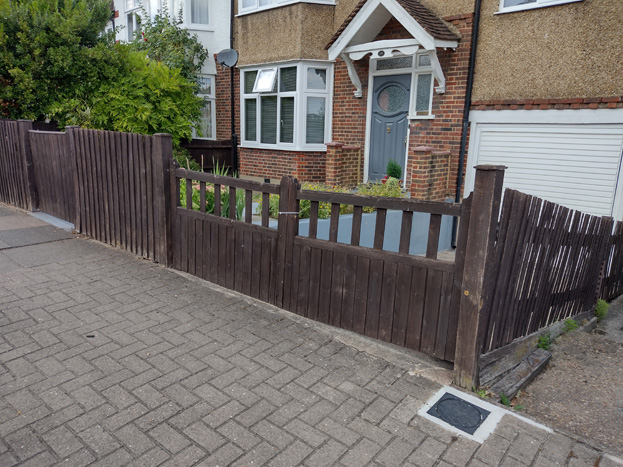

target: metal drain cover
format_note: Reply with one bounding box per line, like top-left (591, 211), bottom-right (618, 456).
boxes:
top-left (426, 392), bottom-right (490, 435)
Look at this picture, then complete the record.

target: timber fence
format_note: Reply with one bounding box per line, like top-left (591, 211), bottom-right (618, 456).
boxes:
top-left (1, 119), bottom-right (622, 388)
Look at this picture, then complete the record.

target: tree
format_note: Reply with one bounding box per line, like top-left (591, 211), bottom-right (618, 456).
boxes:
top-left (129, 5), bottom-right (209, 89)
top-left (0, 0), bottom-right (115, 120)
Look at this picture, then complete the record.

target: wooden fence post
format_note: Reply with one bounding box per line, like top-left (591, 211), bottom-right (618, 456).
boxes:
top-left (454, 164), bottom-right (505, 389)
top-left (152, 133), bottom-right (174, 267)
top-left (65, 126), bottom-right (81, 230)
top-left (16, 120), bottom-right (38, 211)
top-left (275, 176), bottom-right (299, 308)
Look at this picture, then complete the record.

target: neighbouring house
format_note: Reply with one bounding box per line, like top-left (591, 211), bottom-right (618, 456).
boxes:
top-left (109, 0), bottom-right (231, 143)
top-left (464, 0), bottom-right (623, 220)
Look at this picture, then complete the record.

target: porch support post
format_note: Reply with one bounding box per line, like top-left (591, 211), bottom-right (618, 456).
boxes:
top-left (453, 164), bottom-right (505, 389)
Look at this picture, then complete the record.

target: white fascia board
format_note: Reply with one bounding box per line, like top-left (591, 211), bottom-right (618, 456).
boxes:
top-left (470, 108), bottom-right (623, 125)
top-left (343, 38), bottom-right (419, 55)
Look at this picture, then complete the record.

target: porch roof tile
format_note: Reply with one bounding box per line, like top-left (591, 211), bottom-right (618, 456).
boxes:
top-left (326, 0), bottom-right (460, 50)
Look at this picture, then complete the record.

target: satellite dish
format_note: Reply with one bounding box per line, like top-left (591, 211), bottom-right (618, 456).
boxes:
top-left (217, 49), bottom-right (238, 68)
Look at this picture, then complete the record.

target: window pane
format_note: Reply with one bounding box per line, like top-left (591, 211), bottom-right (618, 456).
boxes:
top-left (306, 97), bottom-right (325, 144)
top-left (241, 0), bottom-right (255, 8)
top-left (417, 54), bottom-right (431, 68)
top-left (280, 67), bottom-right (297, 92)
top-left (504, 0), bottom-right (536, 5)
top-left (307, 68), bottom-right (327, 90)
top-left (261, 96), bottom-right (277, 144)
top-left (127, 14), bottom-right (134, 40)
top-left (377, 85), bottom-right (407, 113)
top-left (191, 0), bottom-right (209, 24)
top-left (259, 0), bottom-right (277, 6)
top-left (245, 99), bottom-right (257, 141)
top-left (244, 71), bottom-right (258, 94)
top-left (254, 69), bottom-right (277, 92)
top-left (416, 73), bottom-right (432, 114)
top-left (198, 100), bottom-right (213, 139)
top-left (198, 76), bottom-right (212, 94)
top-left (376, 57), bottom-right (413, 71)
top-left (280, 97), bottom-right (294, 143)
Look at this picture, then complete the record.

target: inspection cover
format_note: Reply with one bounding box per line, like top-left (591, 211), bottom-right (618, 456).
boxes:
top-left (426, 392), bottom-right (490, 435)
top-left (418, 387), bottom-right (552, 443)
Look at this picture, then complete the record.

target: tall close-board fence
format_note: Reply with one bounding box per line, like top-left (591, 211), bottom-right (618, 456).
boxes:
top-left (0, 120), bottom-right (35, 210)
top-left (481, 189), bottom-right (616, 353)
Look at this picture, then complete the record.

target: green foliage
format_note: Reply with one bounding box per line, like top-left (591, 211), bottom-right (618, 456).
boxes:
top-left (129, 5), bottom-right (209, 87)
top-left (386, 160), bottom-right (402, 180)
top-left (50, 49), bottom-right (203, 145)
top-left (0, 0), bottom-right (116, 119)
top-left (595, 299), bottom-right (609, 322)
top-left (258, 183), bottom-right (352, 220)
top-left (173, 146), bottom-right (201, 172)
top-left (356, 177), bottom-right (403, 213)
top-left (500, 393), bottom-right (510, 406)
top-left (563, 318), bottom-right (579, 333)
top-left (537, 333), bottom-right (552, 350)
top-left (473, 387), bottom-right (490, 399)
top-left (179, 178), bottom-right (244, 221)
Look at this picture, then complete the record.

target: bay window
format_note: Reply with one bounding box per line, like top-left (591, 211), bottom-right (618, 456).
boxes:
top-left (241, 62), bottom-right (332, 151)
top-left (239, 0), bottom-right (335, 16)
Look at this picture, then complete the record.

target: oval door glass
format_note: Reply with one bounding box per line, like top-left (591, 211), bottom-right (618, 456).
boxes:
top-left (377, 85), bottom-right (407, 113)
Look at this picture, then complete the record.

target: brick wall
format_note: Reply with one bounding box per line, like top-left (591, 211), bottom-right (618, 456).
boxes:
top-left (215, 59), bottom-right (240, 141)
top-left (471, 96), bottom-right (623, 111)
top-left (239, 148), bottom-right (327, 182)
top-left (325, 143), bottom-right (363, 187)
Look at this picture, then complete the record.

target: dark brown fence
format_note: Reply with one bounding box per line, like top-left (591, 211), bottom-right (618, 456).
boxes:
top-left (172, 167), bottom-right (468, 362)
top-left (0, 120), bottom-right (36, 210)
top-left (601, 221), bottom-right (623, 301)
top-left (180, 139), bottom-right (233, 172)
top-left (67, 128), bottom-right (173, 264)
top-left (29, 130), bottom-right (75, 222)
top-left (481, 189), bottom-right (615, 353)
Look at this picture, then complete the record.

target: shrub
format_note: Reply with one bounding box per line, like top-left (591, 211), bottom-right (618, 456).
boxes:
top-left (258, 183), bottom-right (351, 219)
top-left (356, 177), bottom-right (403, 213)
top-left (386, 160), bottom-right (402, 180)
top-left (537, 333), bottom-right (552, 350)
top-left (595, 299), bottom-right (608, 322)
top-left (179, 179), bottom-right (244, 221)
top-left (563, 318), bottom-right (579, 333)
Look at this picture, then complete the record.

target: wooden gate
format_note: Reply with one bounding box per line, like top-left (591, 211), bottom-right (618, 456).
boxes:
top-left (172, 168), bottom-right (470, 362)
top-left (28, 130), bottom-right (75, 222)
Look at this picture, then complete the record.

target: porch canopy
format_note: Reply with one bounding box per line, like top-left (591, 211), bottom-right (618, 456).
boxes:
top-left (326, 0), bottom-right (459, 97)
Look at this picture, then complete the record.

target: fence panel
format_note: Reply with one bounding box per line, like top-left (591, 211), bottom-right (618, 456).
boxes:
top-left (0, 120), bottom-right (34, 210)
top-left (69, 128), bottom-right (171, 263)
top-left (601, 221), bottom-right (623, 301)
top-left (171, 169), bottom-right (465, 362)
top-left (29, 130), bottom-right (75, 222)
top-left (481, 189), bottom-right (614, 353)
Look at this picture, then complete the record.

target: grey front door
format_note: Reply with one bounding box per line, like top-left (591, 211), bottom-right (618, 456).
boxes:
top-left (368, 74), bottom-right (411, 181)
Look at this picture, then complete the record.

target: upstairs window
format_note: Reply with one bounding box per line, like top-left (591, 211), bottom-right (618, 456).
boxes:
top-left (193, 75), bottom-right (216, 140)
top-left (499, 0), bottom-right (583, 13)
top-left (241, 62), bottom-right (332, 150)
top-left (173, 0), bottom-right (210, 28)
top-left (238, 0), bottom-right (335, 16)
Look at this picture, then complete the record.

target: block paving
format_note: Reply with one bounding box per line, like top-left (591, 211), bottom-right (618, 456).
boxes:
top-left (0, 208), bottom-right (618, 466)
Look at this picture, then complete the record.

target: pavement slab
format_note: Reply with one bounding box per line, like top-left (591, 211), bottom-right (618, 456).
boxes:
top-left (0, 203), bottom-right (620, 466)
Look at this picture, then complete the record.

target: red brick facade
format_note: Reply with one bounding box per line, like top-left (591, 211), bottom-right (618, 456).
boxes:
top-left (215, 59), bottom-right (240, 141)
top-left (471, 96), bottom-right (623, 111)
top-left (239, 148), bottom-right (327, 183)
top-left (325, 143), bottom-right (363, 187)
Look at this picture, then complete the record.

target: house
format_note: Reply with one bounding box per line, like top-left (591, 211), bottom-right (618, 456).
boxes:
top-left (109, 0), bottom-right (231, 142)
top-left (464, 0), bottom-right (623, 220)
top-left (229, 0), bottom-right (475, 204)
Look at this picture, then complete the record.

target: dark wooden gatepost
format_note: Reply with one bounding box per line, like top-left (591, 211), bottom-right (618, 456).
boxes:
top-left (453, 165), bottom-right (505, 389)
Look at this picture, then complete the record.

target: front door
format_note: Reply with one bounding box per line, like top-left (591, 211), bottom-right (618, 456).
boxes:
top-left (368, 74), bottom-right (410, 181)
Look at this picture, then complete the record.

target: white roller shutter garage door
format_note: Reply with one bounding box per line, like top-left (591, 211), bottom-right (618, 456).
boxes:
top-left (466, 110), bottom-right (623, 220)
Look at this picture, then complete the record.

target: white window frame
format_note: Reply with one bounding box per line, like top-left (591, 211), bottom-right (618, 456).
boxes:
top-left (240, 61), bottom-right (333, 152)
top-left (497, 0), bottom-right (583, 14)
top-left (173, 0), bottom-right (212, 30)
top-left (371, 52), bottom-right (435, 120)
top-left (238, 0), bottom-right (335, 16)
top-left (125, 0), bottom-right (145, 42)
top-left (193, 75), bottom-right (216, 140)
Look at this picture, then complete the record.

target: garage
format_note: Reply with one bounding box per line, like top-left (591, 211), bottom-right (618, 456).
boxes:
top-left (465, 109), bottom-right (623, 220)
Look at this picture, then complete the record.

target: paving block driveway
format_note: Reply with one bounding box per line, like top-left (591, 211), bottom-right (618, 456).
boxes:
top-left (0, 208), bottom-right (616, 466)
